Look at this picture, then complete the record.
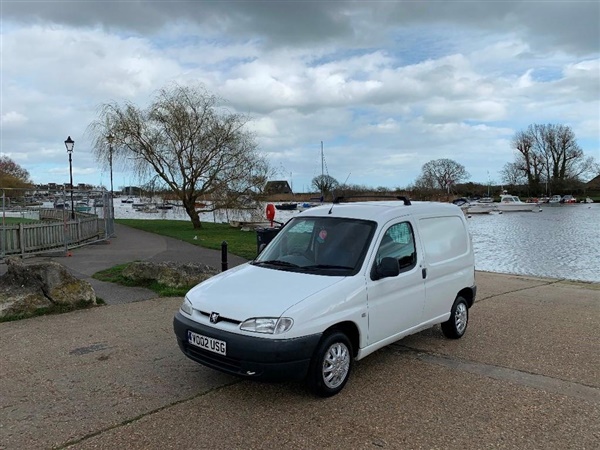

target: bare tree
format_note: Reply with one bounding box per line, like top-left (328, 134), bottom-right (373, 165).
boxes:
top-left (512, 129), bottom-right (544, 189)
top-left (88, 83), bottom-right (271, 229)
top-left (311, 174), bottom-right (339, 199)
top-left (418, 159), bottom-right (470, 193)
top-left (500, 162), bottom-right (526, 188)
top-left (512, 124), bottom-right (596, 192)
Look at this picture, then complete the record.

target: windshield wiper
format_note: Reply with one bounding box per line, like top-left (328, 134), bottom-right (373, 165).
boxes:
top-left (253, 260), bottom-right (300, 268)
top-left (304, 264), bottom-right (354, 270)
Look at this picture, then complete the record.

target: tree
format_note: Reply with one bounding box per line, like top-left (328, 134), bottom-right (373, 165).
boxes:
top-left (0, 156), bottom-right (32, 189)
top-left (500, 162), bottom-right (526, 187)
top-left (417, 159), bottom-right (470, 193)
top-left (311, 174), bottom-right (338, 199)
top-left (89, 83), bottom-right (271, 229)
top-left (511, 124), bottom-right (597, 193)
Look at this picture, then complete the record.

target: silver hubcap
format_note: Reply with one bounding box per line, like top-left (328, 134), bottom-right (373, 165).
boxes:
top-left (455, 302), bottom-right (468, 334)
top-left (322, 342), bottom-right (350, 389)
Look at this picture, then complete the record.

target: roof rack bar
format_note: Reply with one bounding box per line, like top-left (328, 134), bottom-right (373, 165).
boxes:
top-left (396, 196), bottom-right (412, 205)
top-left (332, 195), bottom-right (411, 205)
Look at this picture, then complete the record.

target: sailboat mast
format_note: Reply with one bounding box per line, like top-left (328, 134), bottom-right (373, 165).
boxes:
top-left (321, 141), bottom-right (324, 177)
top-left (320, 141), bottom-right (324, 201)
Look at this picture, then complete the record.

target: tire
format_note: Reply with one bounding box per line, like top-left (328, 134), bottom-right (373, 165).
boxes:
top-left (307, 331), bottom-right (353, 397)
top-left (441, 296), bottom-right (469, 339)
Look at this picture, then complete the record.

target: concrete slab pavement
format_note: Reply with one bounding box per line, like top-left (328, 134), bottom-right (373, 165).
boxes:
top-left (0, 272), bottom-right (598, 449)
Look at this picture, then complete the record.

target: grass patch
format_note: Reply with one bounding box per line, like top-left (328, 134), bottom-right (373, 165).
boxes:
top-left (116, 219), bottom-right (258, 260)
top-left (93, 262), bottom-right (192, 297)
top-left (1, 217), bottom-right (39, 225)
top-left (0, 299), bottom-right (100, 323)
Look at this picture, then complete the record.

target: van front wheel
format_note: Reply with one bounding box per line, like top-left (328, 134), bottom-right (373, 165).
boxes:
top-left (441, 296), bottom-right (469, 339)
top-left (307, 331), bottom-right (352, 397)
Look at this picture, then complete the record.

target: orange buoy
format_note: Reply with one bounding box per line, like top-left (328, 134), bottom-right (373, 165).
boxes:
top-left (265, 203), bottom-right (276, 223)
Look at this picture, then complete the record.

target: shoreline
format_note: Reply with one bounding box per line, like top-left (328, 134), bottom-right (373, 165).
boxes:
top-left (475, 270), bottom-right (600, 289)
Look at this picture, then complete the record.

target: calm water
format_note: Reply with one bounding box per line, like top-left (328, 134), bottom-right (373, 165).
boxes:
top-left (112, 200), bottom-right (599, 283)
top-left (466, 204), bottom-right (599, 283)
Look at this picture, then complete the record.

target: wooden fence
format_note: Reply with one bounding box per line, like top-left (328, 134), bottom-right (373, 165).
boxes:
top-left (1, 209), bottom-right (106, 257)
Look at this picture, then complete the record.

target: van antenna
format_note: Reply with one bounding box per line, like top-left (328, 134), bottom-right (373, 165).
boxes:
top-left (328, 172), bottom-right (351, 214)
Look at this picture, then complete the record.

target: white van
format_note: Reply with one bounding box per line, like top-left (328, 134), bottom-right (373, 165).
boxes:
top-left (173, 198), bottom-right (476, 396)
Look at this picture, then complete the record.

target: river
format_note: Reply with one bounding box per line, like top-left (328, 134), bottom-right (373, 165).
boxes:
top-left (113, 200), bottom-right (599, 283)
top-left (466, 203), bottom-right (599, 283)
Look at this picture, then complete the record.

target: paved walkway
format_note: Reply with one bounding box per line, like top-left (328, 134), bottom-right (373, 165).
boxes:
top-left (0, 223), bottom-right (248, 304)
top-left (1, 272), bottom-right (598, 449)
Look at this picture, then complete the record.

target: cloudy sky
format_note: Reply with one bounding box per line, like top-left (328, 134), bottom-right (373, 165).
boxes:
top-left (1, 0), bottom-right (599, 193)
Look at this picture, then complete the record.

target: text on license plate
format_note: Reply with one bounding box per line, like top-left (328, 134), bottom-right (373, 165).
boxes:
top-left (187, 330), bottom-right (227, 356)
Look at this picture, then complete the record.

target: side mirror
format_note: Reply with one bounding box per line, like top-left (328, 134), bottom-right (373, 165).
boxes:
top-left (374, 257), bottom-right (400, 280)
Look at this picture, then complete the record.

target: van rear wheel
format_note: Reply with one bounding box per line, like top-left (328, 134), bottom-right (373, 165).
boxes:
top-left (307, 331), bottom-right (352, 397)
top-left (441, 296), bottom-right (469, 339)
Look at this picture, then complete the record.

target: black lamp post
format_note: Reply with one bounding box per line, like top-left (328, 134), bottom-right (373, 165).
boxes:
top-left (64, 136), bottom-right (75, 219)
top-left (106, 134), bottom-right (115, 219)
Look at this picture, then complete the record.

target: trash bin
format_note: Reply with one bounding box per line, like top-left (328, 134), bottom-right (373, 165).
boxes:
top-left (256, 227), bottom-right (281, 255)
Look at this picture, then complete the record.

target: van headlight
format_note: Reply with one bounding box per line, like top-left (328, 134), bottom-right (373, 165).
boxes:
top-left (240, 317), bottom-right (293, 334)
top-left (180, 297), bottom-right (193, 316)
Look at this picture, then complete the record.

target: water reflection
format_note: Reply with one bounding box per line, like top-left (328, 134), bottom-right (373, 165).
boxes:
top-left (466, 204), bottom-right (599, 282)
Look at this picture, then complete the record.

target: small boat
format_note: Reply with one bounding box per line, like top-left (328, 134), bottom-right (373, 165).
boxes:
top-left (229, 220), bottom-right (272, 229)
top-left (275, 202), bottom-right (297, 211)
top-left (547, 195), bottom-right (562, 206)
top-left (561, 195), bottom-right (577, 204)
top-left (136, 203), bottom-right (158, 213)
top-left (74, 201), bottom-right (91, 212)
top-left (452, 198), bottom-right (495, 215)
top-left (133, 202), bottom-right (153, 211)
top-left (497, 194), bottom-right (541, 212)
top-left (297, 202), bottom-right (319, 212)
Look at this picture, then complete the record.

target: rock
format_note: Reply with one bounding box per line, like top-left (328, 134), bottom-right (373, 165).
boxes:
top-left (122, 261), bottom-right (218, 288)
top-left (0, 258), bottom-right (97, 318)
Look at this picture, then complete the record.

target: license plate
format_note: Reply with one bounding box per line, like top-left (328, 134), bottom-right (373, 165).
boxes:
top-left (187, 330), bottom-right (227, 356)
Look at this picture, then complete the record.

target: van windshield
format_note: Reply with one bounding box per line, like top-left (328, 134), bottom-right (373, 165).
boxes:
top-left (253, 216), bottom-right (376, 276)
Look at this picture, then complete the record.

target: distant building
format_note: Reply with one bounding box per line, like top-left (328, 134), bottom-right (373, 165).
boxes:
top-left (121, 186), bottom-right (143, 196)
top-left (585, 174), bottom-right (600, 190)
top-left (264, 180), bottom-right (292, 195)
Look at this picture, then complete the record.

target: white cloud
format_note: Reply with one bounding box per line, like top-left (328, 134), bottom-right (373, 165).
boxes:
top-left (0, 111), bottom-right (28, 127)
top-left (1, 1), bottom-right (598, 189)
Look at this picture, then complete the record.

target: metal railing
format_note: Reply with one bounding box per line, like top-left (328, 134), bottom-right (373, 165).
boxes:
top-left (1, 188), bottom-right (115, 258)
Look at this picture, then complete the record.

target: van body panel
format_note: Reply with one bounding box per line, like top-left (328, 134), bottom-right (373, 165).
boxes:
top-left (364, 217), bottom-right (426, 345)
top-left (174, 200), bottom-right (476, 391)
top-left (184, 263), bottom-right (345, 325)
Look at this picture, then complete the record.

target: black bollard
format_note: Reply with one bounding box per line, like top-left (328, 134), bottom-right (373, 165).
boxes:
top-left (221, 240), bottom-right (228, 272)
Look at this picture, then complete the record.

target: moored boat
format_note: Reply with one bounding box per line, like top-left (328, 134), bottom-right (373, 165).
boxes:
top-left (547, 195), bottom-right (562, 206)
top-left (497, 194), bottom-right (541, 212)
top-left (452, 197), bottom-right (496, 215)
top-left (275, 202), bottom-right (297, 211)
top-left (561, 195), bottom-right (577, 204)
top-left (74, 202), bottom-right (92, 212)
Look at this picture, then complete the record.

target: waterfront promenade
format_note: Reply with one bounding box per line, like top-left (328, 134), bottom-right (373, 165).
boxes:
top-left (0, 226), bottom-right (598, 449)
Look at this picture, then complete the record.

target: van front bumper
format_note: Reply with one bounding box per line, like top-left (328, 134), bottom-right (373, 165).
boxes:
top-left (173, 312), bottom-right (322, 381)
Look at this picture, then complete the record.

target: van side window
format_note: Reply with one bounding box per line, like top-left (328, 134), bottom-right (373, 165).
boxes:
top-left (376, 222), bottom-right (417, 272)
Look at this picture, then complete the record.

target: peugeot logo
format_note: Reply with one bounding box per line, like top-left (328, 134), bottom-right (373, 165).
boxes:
top-left (209, 312), bottom-right (220, 324)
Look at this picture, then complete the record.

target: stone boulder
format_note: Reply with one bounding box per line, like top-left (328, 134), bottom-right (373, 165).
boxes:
top-left (122, 261), bottom-right (218, 288)
top-left (0, 258), bottom-right (97, 319)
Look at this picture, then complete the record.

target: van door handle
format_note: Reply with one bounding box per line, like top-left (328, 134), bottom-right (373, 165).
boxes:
top-left (422, 268), bottom-right (427, 279)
